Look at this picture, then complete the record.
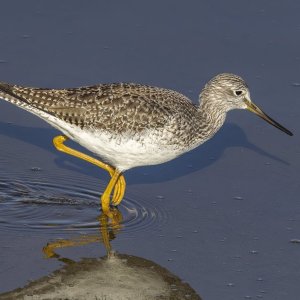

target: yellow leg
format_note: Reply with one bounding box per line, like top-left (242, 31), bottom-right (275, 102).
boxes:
top-left (112, 172), bottom-right (126, 206)
top-left (43, 236), bottom-right (100, 258)
top-left (53, 135), bottom-right (126, 206)
top-left (101, 170), bottom-right (122, 218)
top-left (43, 212), bottom-right (122, 258)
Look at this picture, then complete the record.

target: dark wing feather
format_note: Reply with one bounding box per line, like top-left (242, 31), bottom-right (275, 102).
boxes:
top-left (3, 83), bottom-right (195, 133)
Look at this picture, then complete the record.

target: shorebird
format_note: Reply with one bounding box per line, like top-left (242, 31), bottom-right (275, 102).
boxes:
top-left (0, 73), bottom-right (293, 217)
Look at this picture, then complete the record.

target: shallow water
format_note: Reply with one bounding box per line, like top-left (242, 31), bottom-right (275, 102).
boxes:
top-left (0, 177), bottom-right (168, 235)
top-left (0, 1), bottom-right (300, 299)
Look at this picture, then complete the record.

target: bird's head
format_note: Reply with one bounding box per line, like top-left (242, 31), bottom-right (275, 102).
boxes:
top-left (200, 73), bottom-right (293, 136)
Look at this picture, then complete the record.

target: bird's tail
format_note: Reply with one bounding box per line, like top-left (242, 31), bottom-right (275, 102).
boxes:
top-left (0, 82), bottom-right (30, 106)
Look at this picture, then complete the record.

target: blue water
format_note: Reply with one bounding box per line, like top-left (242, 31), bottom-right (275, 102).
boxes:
top-left (0, 1), bottom-right (299, 299)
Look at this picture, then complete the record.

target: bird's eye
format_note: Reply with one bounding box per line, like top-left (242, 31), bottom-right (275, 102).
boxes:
top-left (235, 90), bottom-right (243, 96)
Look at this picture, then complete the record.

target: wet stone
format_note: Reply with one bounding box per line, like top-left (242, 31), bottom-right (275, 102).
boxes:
top-left (233, 196), bottom-right (243, 200)
top-left (289, 239), bottom-right (300, 243)
top-left (291, 82), bottom-right (300, 87)
top-left (30, 167), bottom-right (42, 171)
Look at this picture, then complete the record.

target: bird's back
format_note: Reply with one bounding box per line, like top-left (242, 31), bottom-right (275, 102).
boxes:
top-left (0, 82), bottom-right (198, 135)
top-left (0, 82), bottom-right (205, 170)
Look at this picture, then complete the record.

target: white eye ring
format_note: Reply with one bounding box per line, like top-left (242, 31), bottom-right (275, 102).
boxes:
top-left (234, 90), bottom-right (243, 96)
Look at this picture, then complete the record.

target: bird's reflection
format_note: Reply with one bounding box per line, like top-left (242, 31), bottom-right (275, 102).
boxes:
top-left (0, 211), bottom-right (202, 300)
top-left (43, 211), bottom-right (122, 260)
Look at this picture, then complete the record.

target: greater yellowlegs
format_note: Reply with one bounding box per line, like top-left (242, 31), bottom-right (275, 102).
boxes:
top-left (0, 73), bottom-right (293, 217)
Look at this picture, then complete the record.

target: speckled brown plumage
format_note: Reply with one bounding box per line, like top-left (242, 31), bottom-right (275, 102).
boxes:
top-left (0, 73), bottom-right (290, 171)
top-left (0, 81), bottom-right (207, 148)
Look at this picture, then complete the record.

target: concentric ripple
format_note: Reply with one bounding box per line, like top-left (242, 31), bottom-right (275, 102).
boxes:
top-left (0, 177), bottom-right (168, 235)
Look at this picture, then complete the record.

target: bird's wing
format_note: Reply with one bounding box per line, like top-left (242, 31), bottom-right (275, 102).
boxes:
top-left (5, 83), bottom-right (195, 133)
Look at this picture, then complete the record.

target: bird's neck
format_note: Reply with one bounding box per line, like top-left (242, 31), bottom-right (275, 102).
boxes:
top-left (196, 95), bottom-right (227, 142)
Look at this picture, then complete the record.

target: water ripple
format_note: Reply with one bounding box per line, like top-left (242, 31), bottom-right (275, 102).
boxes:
top-left (0, 177), bottom-right (168, 235)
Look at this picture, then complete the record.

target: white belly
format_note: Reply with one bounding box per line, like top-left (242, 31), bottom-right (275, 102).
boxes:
top-left (47, 116), bottom-right (184, 171)
top-left (78, 131), bottom-right (181, 171)
top-left (0, 94), bottom-right (197, 170)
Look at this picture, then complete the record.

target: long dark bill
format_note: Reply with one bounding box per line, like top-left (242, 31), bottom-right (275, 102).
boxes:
top-left (245, 100), bottom-right (293, 136)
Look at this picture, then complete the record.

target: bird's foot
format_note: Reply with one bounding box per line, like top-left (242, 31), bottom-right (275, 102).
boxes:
top-left (101, 206), bottom-right (122, 229)
top-left (111, 175), bottom-right (126, 206)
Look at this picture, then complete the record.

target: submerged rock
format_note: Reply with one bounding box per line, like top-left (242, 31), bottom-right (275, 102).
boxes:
top-left (0, 253), bottom-right (201, 300)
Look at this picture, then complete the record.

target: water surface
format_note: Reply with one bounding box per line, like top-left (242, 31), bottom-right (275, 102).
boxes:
top-left (0, 1), bottom-right (299, 299)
